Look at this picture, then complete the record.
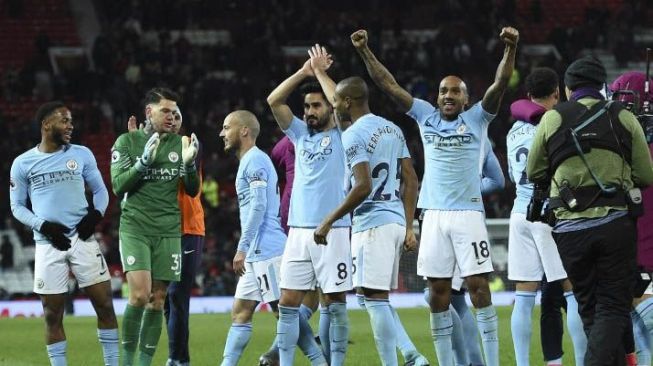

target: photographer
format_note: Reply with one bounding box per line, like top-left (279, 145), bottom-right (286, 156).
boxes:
top-left (611, 71), bottom-right (653, 364)
top-left (526, 56), bottom-right (653, 366)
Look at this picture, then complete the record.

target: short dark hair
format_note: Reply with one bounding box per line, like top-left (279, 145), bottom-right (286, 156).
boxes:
top-left (142, 87), bottom-right (180, 106)
top-left (299, 82), bottom-right (329, 105)
top-left (525, 67), bottom-right (559, 99)
top-left (35, 101), bottom-right (66, 124)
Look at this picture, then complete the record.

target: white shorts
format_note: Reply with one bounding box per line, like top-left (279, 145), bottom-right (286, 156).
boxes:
top-left (508, 213), bottom-right (567, 282)
top-left (417, 210), bottom-right (494, 278)
top-left (234, 255), bottom-right (282, 303)
top-left (34, 234), bottom-right (110, 294)
top-left (352, 223), bottom-right (405, 291)
top-left (280, 227), bottom-right (353, 293)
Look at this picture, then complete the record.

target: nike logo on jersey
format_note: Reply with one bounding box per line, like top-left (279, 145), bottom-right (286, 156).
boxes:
top-left (476, 259), bottom-right (489, 265)
top-left (335, 280), bottom-right (346, 286)
top-left (183, 250), bottom-right (195, 254)
top-left (99, 269), bottom-right (107, 276)
top-left (144, 344), bottom-right (156, 349)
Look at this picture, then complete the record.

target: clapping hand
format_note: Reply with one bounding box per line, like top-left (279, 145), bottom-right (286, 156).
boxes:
top-left (308, 44), bottom-right (333, 74)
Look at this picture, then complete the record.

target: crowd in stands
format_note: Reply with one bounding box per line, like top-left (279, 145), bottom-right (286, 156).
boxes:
top-left (0, 0), bottom-right (645, 297)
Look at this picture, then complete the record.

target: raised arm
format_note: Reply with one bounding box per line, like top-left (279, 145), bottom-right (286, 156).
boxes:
top-left (351, 30), bottom-right (413, 113)
top-left (309, 44), bottom-right (336, 104)
top-left (482, 27), bottom-right (519, 114)
top-left (267, 60), bottom-right (315, 130)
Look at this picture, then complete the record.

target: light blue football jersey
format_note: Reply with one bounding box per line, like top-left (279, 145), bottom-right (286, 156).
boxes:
top-left (343, 114), bottom-right (410, 233)
top-left (407, 98), bottom-right (495, 211)
top-left (283, 116), bottom-right (351, 228)
top-left (236, 146), bottom-right (286, 262)
top-left (9, 144), bottom-right (109, 243)
top-left (507, 120), bottom-right (537, 214)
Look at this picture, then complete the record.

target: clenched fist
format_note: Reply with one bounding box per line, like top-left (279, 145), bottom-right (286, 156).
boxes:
top-left (351, 29), bottom-right (368, 49)
top-left (500, 27), bottom-right (519, 47)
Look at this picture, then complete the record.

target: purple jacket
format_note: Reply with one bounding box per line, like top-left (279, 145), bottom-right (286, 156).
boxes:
top-left (271, 136), bottom-right (295, 234)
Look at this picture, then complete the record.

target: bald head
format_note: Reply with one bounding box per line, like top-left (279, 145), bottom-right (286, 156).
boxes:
top-left (437, 75), bottom-right (469, 121)
top-left (335, 77), bottom-right (369, 103)
top-left (226, 110), bottom-right (260, 139)
top-left (439, 76), bottom-right (468, 96)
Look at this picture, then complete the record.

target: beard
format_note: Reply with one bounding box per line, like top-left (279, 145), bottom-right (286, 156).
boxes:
top-left (224, 138), bottom-right (240, 154)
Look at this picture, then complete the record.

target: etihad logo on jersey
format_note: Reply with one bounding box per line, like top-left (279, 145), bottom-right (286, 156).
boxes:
top-left (423, 132), bottom-right (472, 148)
top-left (142, 167), bottom-right (180, 181)
top-left (29, 170), bottom-right (81, 188)
top-left (299, 147), bottom-right (333, 163)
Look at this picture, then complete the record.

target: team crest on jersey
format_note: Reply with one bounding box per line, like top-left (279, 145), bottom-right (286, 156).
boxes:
top-left (66, 159), bottom-right (78, 171)
top-left (320, 136), bottom-right (331, 148)
top-left (9, 178), bottom-right (15, 191)
top-left (36, 278), bottom-right (44, 289)
top-left (456, 123), bottom-right (467, 134)
top-left (111, 150), bottom-right (120, 164)
top-left (127, 255), bottom-right (136, 265)
top-left (168, 151), bottom-right (179, 163)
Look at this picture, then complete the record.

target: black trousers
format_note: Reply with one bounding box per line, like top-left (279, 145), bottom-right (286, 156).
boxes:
top-left (540, 276), bottom-right (566, 361)
top-left (553, 215), bottom-right (637, 366)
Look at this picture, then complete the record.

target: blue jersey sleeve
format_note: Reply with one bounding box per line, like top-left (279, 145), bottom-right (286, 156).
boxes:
top-left (9, 156), bottom-right (44, 231)
top-left (283, 116), bottom-right (309, 145)
top-left (481, 148), bottom-right (505, 195)
top-left (406, 98), bottom-right (437, 126)
top-left (81, 147), bottom-right (109, 215)
top-left (467, 102), bottom-right (496, 127)
top-left (237, 155), bottom-right (270, 254)
top-left (343, 128), bottom-right (369, 168)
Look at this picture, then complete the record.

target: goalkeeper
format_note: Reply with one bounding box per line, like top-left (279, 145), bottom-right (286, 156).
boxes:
top-left (110, 87), bottom-right (200, 366)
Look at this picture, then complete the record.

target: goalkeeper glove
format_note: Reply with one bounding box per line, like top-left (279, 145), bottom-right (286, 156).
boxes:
top-left (182, 133), bottom-right (199, 167)
top-left (135, 132), bottom-right (160, 172)
top-left (40, 221), bottom-right (72, 251)
top-left (76, 209), bottom-right (102, 241)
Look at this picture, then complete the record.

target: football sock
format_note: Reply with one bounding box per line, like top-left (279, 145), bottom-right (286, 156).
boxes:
top-left (450, 304), bottom-right (469, 366)
top-left (431, 310), bottom-right (454, 366)
top-left (277, 305), bottom-right (300, 366)
top-left (319, 307), bottom-right (331, 363)
top-left (221, 322), bottom-right (252, 366)
top-left (511, 291), bottom-right (536, 366)
top-left (476, 305), bottom-right (499, 366)
top-left (328, 302), bottom-right (349, 366)
top-left (390, 305), bottom-right (423, 362)
top-left (365, 298), bottom-right (397, 366)
top-left (451, 293), bottom-right (484, 365)
top-left (564, 291), bottom-right (587, 366)
top-left (138, 309), bottom-right (163, 366)
top-left (121, 304), bottom-right (144, 366)
top-left (97, 328), bottom-right (119, 366)
top-left (46, 340), bottom-right (67, 366)
top-left (298, 305), bottom-right (327, 365)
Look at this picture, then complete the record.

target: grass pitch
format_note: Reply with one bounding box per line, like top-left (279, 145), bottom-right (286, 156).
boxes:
top-left (0, 306), bottom-right (577, 365)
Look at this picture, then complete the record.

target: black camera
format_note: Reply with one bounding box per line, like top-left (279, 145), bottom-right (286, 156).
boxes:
top-left (611, 89), bottom-right (653, 143)
top-left (638, 113), bottom-right (653, 144)
top-left (527, 182), bottom-right (550, 223)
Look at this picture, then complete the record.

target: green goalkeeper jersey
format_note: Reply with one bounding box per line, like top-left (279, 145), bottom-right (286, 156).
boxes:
top-left (110, 130), bottom-right (200, 237)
